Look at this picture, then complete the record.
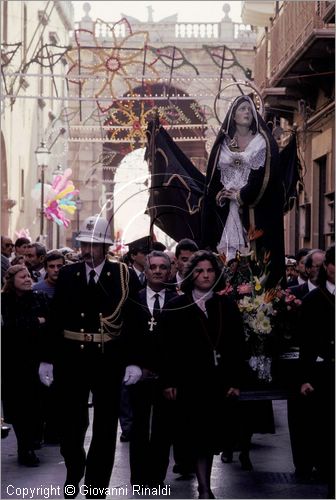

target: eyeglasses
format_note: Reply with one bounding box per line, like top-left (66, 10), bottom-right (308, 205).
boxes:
top-left (5, 243), bottom-right (14, 247)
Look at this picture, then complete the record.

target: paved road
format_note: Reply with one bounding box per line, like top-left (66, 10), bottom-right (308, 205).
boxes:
top-left (1, 401), bottom-right (328, 499)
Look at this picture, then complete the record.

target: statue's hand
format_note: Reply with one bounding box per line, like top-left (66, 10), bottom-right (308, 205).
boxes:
top-left (216, 188), bottom-right (237, 206)
top-left (216, 189), bottom-right (227, 207)
top-left (223, 188), bottom-right (238, 200)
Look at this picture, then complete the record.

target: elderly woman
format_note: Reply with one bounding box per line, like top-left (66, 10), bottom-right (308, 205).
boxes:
top-left (160, 250), bottom-right (245, 499)
top-left (1, 265), bottom-right (50, 466)
top-left (202, 95), bottom-right (285, 288)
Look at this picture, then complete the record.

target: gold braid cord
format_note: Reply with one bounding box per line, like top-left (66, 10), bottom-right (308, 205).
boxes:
top-left (100, 263), bottom-right (130, 338)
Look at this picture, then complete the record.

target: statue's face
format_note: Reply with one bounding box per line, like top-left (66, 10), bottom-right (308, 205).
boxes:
top-left (233, 101), bottom-right (253, 128)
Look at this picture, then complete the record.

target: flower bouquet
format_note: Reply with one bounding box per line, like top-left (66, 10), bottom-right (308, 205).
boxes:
top-left (220, 248), bottom-right (302, 383)
top-left (237, 284), bottom-right (277, 382)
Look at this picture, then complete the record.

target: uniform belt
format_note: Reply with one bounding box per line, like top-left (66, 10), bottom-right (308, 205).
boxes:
top-left (63, 330), bottom-right (112, 343)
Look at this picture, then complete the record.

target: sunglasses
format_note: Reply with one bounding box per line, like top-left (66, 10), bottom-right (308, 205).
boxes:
top-left (5, 243), bottom-right (14, 247)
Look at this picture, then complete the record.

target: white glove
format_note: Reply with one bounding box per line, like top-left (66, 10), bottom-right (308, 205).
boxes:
top-left (38, 362), bottom-right (54, 387)
top-left (123, 365), bottom-right (142, 386)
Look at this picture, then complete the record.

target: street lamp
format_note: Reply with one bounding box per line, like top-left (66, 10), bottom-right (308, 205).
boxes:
top-left (52, 164), bottom-right (64, 248)
top-left (52, 163), bottom-right (64, 178)
top-left (35, 141), bottom-right (50, 238)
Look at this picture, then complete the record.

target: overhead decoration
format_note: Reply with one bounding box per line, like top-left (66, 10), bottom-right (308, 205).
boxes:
top-left (103, 86), bottom-right (195, 149)
top-left (1, 42), bottom-right (22, 95)
top-left (66, 18), bottom-right (160, 114)
top-left (83, 151), bottom-right (117, 187)
top-left (147, 45), bottom-right (199, 75)
top-left (2, 16), bottom-right (256, 157)
top-left (203, 44), bottom-right (252, 80)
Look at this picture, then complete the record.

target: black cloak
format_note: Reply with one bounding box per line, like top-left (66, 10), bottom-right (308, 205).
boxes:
top-left (201, 95), bottom-right (285, 289)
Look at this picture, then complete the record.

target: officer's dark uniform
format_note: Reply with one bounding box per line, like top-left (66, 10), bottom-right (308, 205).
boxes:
top-left (47, 258), bottom-right (139, 498)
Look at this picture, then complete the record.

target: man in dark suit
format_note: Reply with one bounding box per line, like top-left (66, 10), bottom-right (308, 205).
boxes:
top-left (287, 248), bottom-right (309, 287)
top-left (287, 248), bottom-right (327, 480)
top-left (128, 250), bottom-right (177, 487)
top-left (127, 236), bottom-right (152, 290)
top-left (1, 235), bottom-right (13, 286)
top-left (38, 215), bottom-right (142, 499)
top-left (299, 245), bottom-right (335, 497)
top-left (289, 249), bottom-right (325, 299)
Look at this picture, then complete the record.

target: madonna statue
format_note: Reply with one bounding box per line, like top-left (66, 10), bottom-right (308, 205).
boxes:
top-left (202, 95), bottom-right (285, 288)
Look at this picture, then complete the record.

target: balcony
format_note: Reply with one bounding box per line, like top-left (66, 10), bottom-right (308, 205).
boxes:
top-left (72, 20), bottom-right (256, 45)
top-left (253, 1), bottom-right (334, 109)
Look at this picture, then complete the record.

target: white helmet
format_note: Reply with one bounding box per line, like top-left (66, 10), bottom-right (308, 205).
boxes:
top-left (76, 215), bottom-right (113, 244)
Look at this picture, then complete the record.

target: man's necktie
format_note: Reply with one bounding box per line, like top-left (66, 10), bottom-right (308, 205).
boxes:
top-left (153, 293), bottom-right (161, 322)
top-left (139, 272), bottom-right (145, 285)
top-left (88, 269), bottom-right (96, 287)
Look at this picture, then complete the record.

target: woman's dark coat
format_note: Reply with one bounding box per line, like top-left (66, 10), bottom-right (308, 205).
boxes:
top-left (1, 290), bottom-right (50, 422)
top-left (160, 292), bottom-right (245, 455)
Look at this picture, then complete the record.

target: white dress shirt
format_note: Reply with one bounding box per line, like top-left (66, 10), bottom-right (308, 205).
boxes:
top-left (146, 287), bottom-right (165, 315)
top-left (326, 280), bottom-right (335, 295)
top-left (85, 261), bottom-right (105, 283)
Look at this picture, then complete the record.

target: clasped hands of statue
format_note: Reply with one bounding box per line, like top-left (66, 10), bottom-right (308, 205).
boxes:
top-left (216, 188), bottom-right (238, 207)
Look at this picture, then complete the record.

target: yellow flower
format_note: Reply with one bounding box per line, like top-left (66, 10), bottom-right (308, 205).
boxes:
top-left (254, 277), bottom-right (262, 292)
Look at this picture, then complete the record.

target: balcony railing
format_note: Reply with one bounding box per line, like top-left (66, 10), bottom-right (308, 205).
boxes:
top-left (71, 20), bottom-right (256, 43)
top-left (253, 1), bottom-right (333, 90)
top-left (269, 1), bottom-right (324, 83)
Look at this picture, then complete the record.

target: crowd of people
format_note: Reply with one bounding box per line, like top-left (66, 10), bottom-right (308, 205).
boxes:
top-left (1, 227), bottom-right (334, 499)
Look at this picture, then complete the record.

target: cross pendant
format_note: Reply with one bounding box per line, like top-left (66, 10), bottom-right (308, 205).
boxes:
top-left (148, 317), bottom-right (157, 332)
top-left (213, 350), bottom-right (221, 367)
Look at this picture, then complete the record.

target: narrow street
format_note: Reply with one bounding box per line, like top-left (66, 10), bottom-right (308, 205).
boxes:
top-left (1, 401), bottom-right (328, 499)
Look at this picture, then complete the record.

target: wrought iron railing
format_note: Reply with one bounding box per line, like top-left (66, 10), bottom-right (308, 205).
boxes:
top-left (253, 1), bottom-right (330, 89)
top-left (269, 1), bottom-right (324, 82)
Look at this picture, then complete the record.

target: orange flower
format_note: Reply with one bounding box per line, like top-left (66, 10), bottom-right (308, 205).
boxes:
top-left (264, 288), bottom-right (278, 303)
top-left (217, 253), bottom-right (227, 266)
top-left (248, 226), bottom-right (264, 241)
top-left (263, 250), bottom-right (271, 264)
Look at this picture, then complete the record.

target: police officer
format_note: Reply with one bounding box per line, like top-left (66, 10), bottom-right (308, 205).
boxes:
top-left (39, 215), bottom-right (142, 499)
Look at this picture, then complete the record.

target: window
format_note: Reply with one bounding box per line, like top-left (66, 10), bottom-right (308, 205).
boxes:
top-left (300, 202), bottom-right (311, 241)
top-left (325, 191), bottom-right (335, 242)
top-left (316, 156), bottom-right (327, 249)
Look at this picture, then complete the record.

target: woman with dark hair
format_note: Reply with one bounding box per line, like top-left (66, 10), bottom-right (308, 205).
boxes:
top-left (1, 265), bottom-right (50, 466)
top-left (160, 250), bottom-right (245, 498)
top-left (202, 95), bottom-right (285, 288)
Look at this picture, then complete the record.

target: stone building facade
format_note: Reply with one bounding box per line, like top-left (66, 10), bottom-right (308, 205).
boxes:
top-left (242, 0), bottom-right (335, 253)
top-left (1, 0), bottom-right (73, 245)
